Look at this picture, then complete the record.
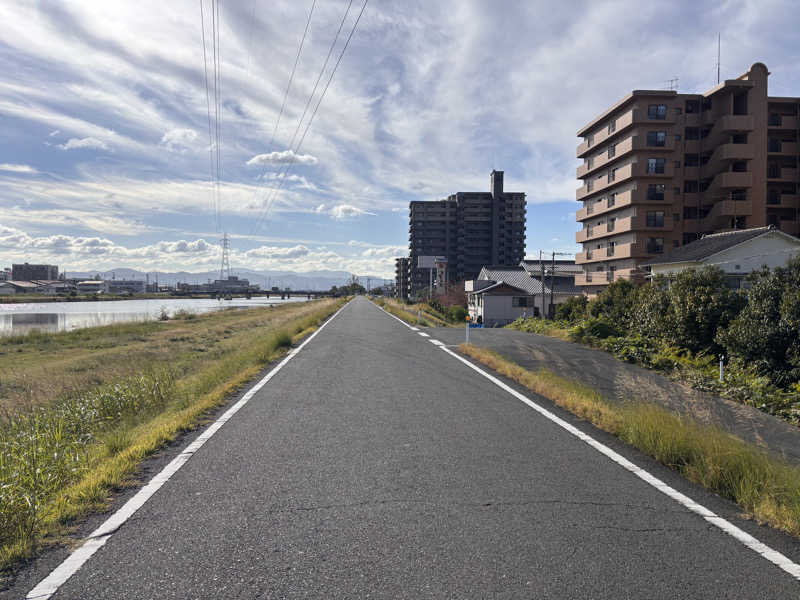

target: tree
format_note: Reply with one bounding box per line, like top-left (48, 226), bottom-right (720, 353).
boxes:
top-left (555, 294), bottom-right (588, 322)
top-left (717, 258), bottom-right (800, 385)
top-left (662, 267), bottom-right (745, 354)
top-left (588, 279), bottom-right (636, 326)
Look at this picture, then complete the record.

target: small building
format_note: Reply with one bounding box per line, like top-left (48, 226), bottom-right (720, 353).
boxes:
top-left (644, 225), bottom-right (800, 288)
top-left (465, 264), bottom-right (581, 326)
top-left (0, 280), bottom-right (41, 295)
top-left (105, 279), bottom-right (147, 295)
top-left (31, 280), bottom-right (74, 295)
top-left (0, 268), bottom-right (10, 281)
top-left (76, 280), bottom-right (105, 294)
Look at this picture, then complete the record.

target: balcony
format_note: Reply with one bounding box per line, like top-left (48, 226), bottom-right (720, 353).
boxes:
top-left (768, 141), bottom-right (799, 156)
top-left (768, 115), bottom-right (799, 130)
top-left (768, 168), bottom-right (798, 182)
top-left (576, 242), bottom-right (648, 264)
top-left (700, 199), bottom-right (753, 230)
top-left (767, 193), bottom-right (798, 208)
top-left (715, 114), bottom-right (755, 133)
top-left (576, 109), bottom-right (637, 158)
top-left (705, 143), bottom-right (755, 175)
top-left (575, 267), bottom-right (639, 287)
top-left (577, 134), bottom-right (676, 179)
top-left (709, 171), bottom-right (753, 191)
top-left (576, 161), bottom-right (675, 201)
top-left (576, 190), bottom-right (634, 221)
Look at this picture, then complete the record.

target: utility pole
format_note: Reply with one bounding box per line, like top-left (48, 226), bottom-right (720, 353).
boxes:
top-left (717, 33), bottom-right (721, 84)
top-left (539, 250), bottom-right (545, 319)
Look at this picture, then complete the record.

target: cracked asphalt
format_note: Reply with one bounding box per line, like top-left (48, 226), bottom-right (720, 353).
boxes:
top-left (36, 297), bottom-right (800, 598)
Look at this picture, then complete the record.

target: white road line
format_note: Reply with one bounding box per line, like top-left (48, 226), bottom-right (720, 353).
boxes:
top-left (26, 301), bottom-right (352, 600)
top-left (429, 339), bottom-right (445, 346)
top-left (438, 345), bottom-right (800, 582)
top-left (409, 327), bottom-right (420, 331)
top-left (418, 332), bottom-right (430, 337)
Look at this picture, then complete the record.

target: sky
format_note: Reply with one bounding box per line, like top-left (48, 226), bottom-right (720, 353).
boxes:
top-left (1, 0), bottom-right (799, 279)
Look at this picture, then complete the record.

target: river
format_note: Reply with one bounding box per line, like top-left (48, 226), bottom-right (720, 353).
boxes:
top-left (0, 296), bottom-right (310, 337)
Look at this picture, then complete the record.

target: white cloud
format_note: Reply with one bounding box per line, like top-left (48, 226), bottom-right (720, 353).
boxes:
top-left (246, 150), bottom-right (319, 167)
top-left (58, 137), bottom-right (110, 151)
top-left (330, 204), bottom-right (376, 220)
top-left (160, 128), bottom-right (198, 152)
top-left (244, 245), bottom-right (310, 259)
top-left (48, 130), bottom-right (60, 137)
top-left (0, 163), bottom-right (37, 173)
top-left (314, 203), bottom-right (326, 213)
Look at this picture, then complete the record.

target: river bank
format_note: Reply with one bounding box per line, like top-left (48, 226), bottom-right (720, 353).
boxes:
top-left (0, 298), bottom-right (346, 575)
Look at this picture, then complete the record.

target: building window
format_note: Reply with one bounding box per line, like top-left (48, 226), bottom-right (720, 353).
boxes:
top-left (730, 189), bottom-right (747, 201)
top-left (608, 168), bottom-right (616, 183)
top-left (608, 144), bottom-right (616, 159)
top-left (587, 157), bottom-right (594, 169)
top-left (646, 237), bottom-right (664, 254)
top-left (674, 186), bottom-right (681, 195)
top-left (673, 240), bottom-right (680, 248)
top-left (685, 100), bottom-right (700, 113)
top-left (647, 183), bottom-right (665, 200)
top-left (646, 211), bottom-right (665, 227)
top-left (647, 131), bottom-right (667, 146)
top-left (674, 160), bottom-right (681, 168)
top-left (684, 153), bottom-right (699, 167)
top-left (685, 127), bottom-right (700, 140)
top-left (586, 133), bottom-right (594, 147)
top-left (683, 206), bottom-right (698, 219)
top-left (675, 107), bottom-right (682, 115)
top-left (648, 104), bottom-right (667, 120)
top-left (684, 180), bottom-right (698, 193)
top-left (675, 133), bottom-right (681, 141)
top-left (768, 139), bottom-right (782, 152)
top-left (608, 120), bottom-right (616, 134)
top-left (608, 192), bottom-right (616, 207)
top-left (586, 180), bottom-right (594, 192)
top-left (647, 158), bottom-right (665, 173)
top-left (512, 297), bottom-right (530, 308)
top-left (673, 212), bottom-right (680, 222)
top-left (769, 113), bottom-right (782, 126)
top-left (701, 97), bottom-right (712, 111)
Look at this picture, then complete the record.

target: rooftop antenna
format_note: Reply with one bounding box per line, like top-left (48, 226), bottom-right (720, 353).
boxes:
top-left (667, 77), bottom-right (679, 91)
top-left (717, 33), bottom-right (721, 84)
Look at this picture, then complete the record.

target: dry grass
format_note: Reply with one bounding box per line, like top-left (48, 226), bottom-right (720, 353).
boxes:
top-left (459, 343), bottom-right (800, 539)
top-left (0, 299), bottom-right (345, 574)
top-left (371, 297), bottom-right (433, 327)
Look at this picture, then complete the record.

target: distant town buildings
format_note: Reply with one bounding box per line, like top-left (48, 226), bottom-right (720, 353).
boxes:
top-left (576, 62), bottom-right (800, 293)
top-left (407, 170), bottom-right (526, 296)
top-left (12, 263), bottom-right (58, 281)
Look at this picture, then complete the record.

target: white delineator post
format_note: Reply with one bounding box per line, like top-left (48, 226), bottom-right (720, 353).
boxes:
top-left (465, 315), bottom-right (470, 345)
top-left (719, 355), bottom-right (724, 382)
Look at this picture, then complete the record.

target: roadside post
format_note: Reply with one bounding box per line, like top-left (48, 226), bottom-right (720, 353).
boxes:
top-left (719, 355), bottom-right (724, 382)
top-left (465, 315), bottom-right (470, 345)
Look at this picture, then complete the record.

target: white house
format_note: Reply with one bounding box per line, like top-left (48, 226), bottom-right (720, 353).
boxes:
top-left (645, 225), bottom-right (800, 288)
top-left (466, 264), bottom-right (581, 327)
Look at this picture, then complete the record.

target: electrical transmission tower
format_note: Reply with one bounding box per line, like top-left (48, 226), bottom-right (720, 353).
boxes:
top-left (220, 232), bottom-right (231, 280)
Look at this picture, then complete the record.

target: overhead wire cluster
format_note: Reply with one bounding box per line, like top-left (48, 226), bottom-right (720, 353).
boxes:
top-left (200, 0), bottom-right (224, 234)
top-left (249, 0), bottom-right (370, 235)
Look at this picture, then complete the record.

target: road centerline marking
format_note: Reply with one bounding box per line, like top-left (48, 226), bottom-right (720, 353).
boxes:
top-left (26, 300), bottom-right (352, 600)
top-left (437, 344), bottom-right (800, 582)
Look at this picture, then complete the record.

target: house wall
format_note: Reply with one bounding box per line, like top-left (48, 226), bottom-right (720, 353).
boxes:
top-left (469, 292), bottom-right (575, 326)
top-left (651, 232), bottom-right (800, 276)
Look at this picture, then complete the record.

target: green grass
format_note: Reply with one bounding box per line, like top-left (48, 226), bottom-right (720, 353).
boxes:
top-left (459, 344), bottom-right (800, 539)
top-left (0, 298), bottom-right (346, 574)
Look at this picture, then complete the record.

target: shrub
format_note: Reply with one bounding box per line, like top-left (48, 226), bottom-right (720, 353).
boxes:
top-left (661, 267), bottom-right (745, 354)
top-left (718, 258), bottom-right (800, 387)
top-left (448, 306), bottom-right (468, 322)
top-left (555, 295), bottom-right (588, 323)
top-left (569, 317), bottom-right (622, 344)
top-left (587, 279), bottom-right (637, 327)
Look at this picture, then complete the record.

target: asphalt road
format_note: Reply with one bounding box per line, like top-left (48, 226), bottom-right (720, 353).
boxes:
top-left (27, 297), bottom-right (800, 598)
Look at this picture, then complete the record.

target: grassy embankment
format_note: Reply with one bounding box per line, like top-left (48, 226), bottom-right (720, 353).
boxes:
top-left (0, 298), bottom-right (346, 574)
top-left (370, 297), bottom-right (455, 327)
top-left (459, 344), bottom-right (800, 538)
top-left (0, 293), bottom-right (282, 304)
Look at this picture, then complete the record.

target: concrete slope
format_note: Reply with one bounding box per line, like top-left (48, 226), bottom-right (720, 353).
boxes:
top-left (433, 325), bottom-right (800, 466)
top-left (34, 297), bottom-right (799, 598)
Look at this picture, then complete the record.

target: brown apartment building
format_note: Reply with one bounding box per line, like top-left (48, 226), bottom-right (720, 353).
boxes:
top-left (575, 62), bottom-right (800, 292)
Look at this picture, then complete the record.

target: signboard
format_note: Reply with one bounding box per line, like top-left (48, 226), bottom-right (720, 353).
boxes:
top-left (417, 255), bottom-right (439, 269)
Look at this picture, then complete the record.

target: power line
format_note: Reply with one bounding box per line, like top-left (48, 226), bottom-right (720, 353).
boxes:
top-left (200, 0), bottom-right (216, 223)
top-left (264, 0), bottom-right (317, 164)
top-left (249, 0), bottom-right (355, 234)
top-left (251, 0), bottom-right (369, 234)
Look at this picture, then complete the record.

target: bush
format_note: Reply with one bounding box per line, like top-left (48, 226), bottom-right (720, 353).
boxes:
top-left (718, 257), bottom-right (800, 386)
top-left (569, 317), bottom-right (622, 344)
top-left (661, 267), bottom-right (745, 354)
top-left (588, 279), bottom-right (637, 326)
top-left (448, 306), bottom-right (468, 322)
top-left (555, 295), bottom-right (588, 322)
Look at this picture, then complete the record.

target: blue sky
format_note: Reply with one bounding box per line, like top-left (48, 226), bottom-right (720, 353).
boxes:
top-left (1, 0), bottom-right (798, 278)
